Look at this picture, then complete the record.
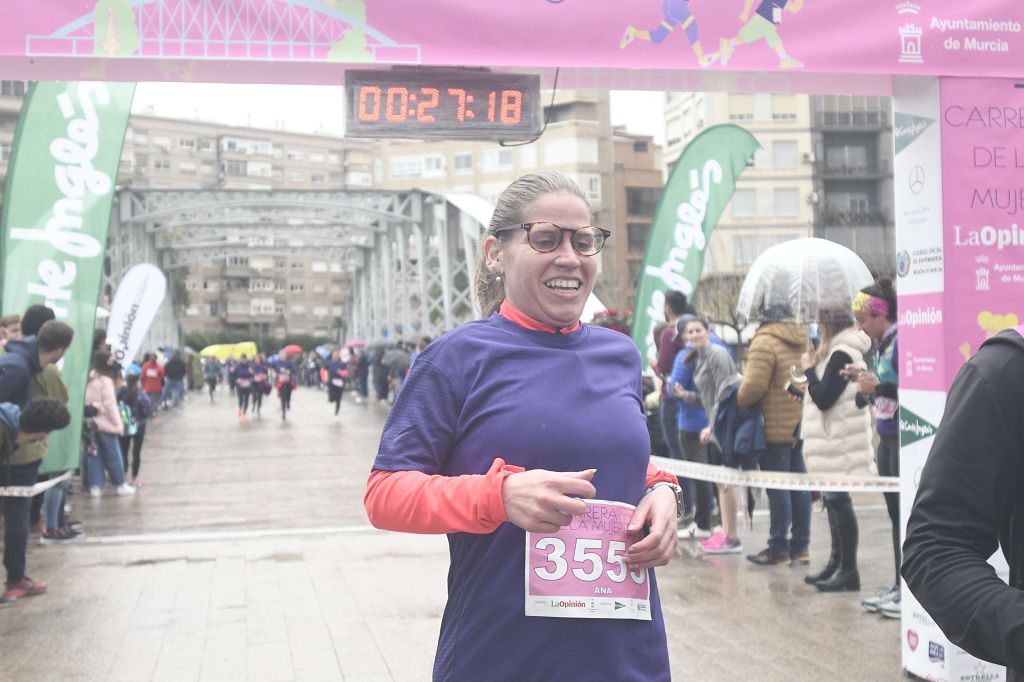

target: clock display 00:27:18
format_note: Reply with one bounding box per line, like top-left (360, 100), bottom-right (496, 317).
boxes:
top-left (356, 86), bottom-right (524, 125)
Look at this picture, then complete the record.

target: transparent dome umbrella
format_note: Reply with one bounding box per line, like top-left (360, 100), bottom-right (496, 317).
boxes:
top-left (735, 238), bottom-right (875, 324)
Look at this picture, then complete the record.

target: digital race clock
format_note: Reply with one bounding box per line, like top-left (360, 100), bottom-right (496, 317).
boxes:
top-left (344, 69), bottom-right (543, 141)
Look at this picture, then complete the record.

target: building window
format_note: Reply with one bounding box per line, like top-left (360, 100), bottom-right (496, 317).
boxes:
top-left (221, 160), bottom-right (245, 176)
top-left (633, 140), bottom-right (649, 153)
top-left (288, 171), bottom-right (304, 182)
top-left (310, 152), bottom-right (325, 163)
top-left (627, 223), bottom-right (649, 253)
top-left (390, 156), bottom-right (423, 179)
top-left (154, 158), bottom-right (170, 171)
top-left (311, 173), bottom-right (327, 184)
top-left (274, 257), bottom-right (287, 268)
top-left (1, 81), bottom-right (27, 97)
top-left (728, 94), bottom-right (754, 121)
top-left (480, 148), bottom-right (514, 173)
top-left (227, 256), bottom-right (250, 266)
top-left (772, 141), bottom-right (799, 169)
top-left (578, 173), bottom-right (602, 202)
top-left (423, 154), bottom-right (445, 177)
top-left (287, 149), bottom-right (303, 161)
top-left (313, 306), bottom-right (329, 318)
top-left (290, 283), bottom-right (305, 293)
top-left (197, 138), bottom-right (213, 151)
top-left (274, 303), bottom-right (286, 316)
top-left (731, 189), bottom-right (757, 217)
top-left (227, 300), bottom-right (248, 314)
top-left (311, 261), bottom-right (328, 273)
top-left (772, 94), bottom-right (798, 121)
top-left (290, 261), bottom-right (304, 269)
top-left (626, 187), bottom-right (660, 215)
top-left (774, 188), bottom-right (801, 217)
top-left (203, 280), bottom-right (218, 291)
top-left (179, 138), bottom-right (196, 150)
top-left (185, 305), bottom-right (200, 316)
top-left (452, 152), bottom-right (474, 175)
top-left (179, 161), bottom-right (197, 174)
top-left (1, 143), bottom-right (10, 162)
top-left (826, 144), bottom-right (870, 172)
top-left (733, 234), bottom-right (789, 266)
top-left (208, 302), bottom-right (219, 316)
top-left (291, 304), bottom-right (306, 315)
top-left (185, 280), bottom-right (198, 291)
top-left (542, 138), bottom-right (599, 165)
top-left (152, 135), bottom-right (171, 150)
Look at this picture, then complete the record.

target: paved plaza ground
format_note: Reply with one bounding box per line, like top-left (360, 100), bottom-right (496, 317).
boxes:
top-left (1, 385), bottom-right (903, 680)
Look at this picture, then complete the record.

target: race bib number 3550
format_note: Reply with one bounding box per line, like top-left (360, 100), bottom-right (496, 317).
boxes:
top-left (525, 500), bottom-right (650, 620)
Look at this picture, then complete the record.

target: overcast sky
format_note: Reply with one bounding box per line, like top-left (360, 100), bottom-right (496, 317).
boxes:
top-left (131, 83), bottom-right (667, 145)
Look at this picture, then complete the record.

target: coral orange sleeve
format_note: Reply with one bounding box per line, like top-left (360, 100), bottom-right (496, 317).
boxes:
top-left (646, 460), bottom-right (678, 489)
top-left (364, 458), bottom-right (526, 534)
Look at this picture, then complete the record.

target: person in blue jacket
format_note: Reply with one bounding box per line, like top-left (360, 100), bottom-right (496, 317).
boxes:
top-left (250, 355), bottom-right (270, 419)
top-left (324, 350), bottom-right (347, 418)
top-left (668, 314), bottom-right (715, 540)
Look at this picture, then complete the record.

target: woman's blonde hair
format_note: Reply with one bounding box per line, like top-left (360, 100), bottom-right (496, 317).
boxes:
top-left (473, 172), bottom-right (591, 317)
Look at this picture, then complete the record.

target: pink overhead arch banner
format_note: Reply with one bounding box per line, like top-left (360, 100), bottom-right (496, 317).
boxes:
top-left (1, 0), bottom-right (1023, 88)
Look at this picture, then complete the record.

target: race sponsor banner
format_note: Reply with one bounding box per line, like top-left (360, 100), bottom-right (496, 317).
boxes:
top-left (106, 263), bottom-right (167, 368)
top-left (631, 124), bottom-right (759, 371)
top-left (941, 77), bottom-right (1024, 380)
top-left (3, 2), bottom-right (1024, 85)
top-left (0, 81), bottom-right (135, 474)
top-left (525, 500), bottom-right (650, 620)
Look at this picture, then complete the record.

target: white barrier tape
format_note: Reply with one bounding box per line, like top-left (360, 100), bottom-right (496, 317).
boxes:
top-left (0, 470), bottom-right (73, 498)
top-left (650, 456), bottom-right (900, 493)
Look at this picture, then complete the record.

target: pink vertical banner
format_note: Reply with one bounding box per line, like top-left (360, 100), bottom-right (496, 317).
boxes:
top-left (940, 77), bottom-right (1024, 382)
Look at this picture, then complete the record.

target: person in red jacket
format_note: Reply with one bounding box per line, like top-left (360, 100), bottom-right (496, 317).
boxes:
top-left (140, 353), bottom-right (164, 420)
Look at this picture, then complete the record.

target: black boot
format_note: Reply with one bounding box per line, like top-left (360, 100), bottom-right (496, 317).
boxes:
top-left (805, 499), bottom-right (839, 585)
top-left (816, 496), bottom-right (860, 592)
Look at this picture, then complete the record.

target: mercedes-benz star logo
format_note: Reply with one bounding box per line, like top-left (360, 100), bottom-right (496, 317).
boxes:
top-left (909, 165), bottom-right (925, 194)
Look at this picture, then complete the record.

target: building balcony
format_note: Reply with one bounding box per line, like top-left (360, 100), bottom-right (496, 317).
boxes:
top-left (814, 110), bottom-right (890, 129)
top-left (221, 266), bottom-right (255, 278)
top-left (816, 159), bottom-right (890, 179)
top-left (818, 209), bottom-right (889, 227)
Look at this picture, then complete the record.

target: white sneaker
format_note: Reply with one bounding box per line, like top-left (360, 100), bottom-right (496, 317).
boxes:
top-left (115, 483), bottom-right (136, 496)
top-left (861, 586), bottom-right (899, 612)
top-left (89, 487), bottom-right (102, 498)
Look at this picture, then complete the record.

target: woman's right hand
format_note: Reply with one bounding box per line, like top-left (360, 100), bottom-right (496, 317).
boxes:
top-left (501, 468), bottom-right (597, 533)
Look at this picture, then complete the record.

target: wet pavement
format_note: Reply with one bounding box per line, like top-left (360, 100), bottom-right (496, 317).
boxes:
top-left (2, 385), bottom-right (901, 680)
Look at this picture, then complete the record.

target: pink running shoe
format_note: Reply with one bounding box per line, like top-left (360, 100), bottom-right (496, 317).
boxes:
top-left (699, 531), bottom-right (727, 552)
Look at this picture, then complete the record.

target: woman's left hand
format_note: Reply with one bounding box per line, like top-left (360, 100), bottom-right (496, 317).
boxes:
top-left (800, 349), bottom-right (815, 371)
top-left (624, 487), bottom-right (678, 570)
top-left (858, 371), bottom-right (880, 395)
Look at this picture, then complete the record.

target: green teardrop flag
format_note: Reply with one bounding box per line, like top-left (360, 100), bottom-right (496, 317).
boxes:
top-left (631, 124), bottom-right (759, 372)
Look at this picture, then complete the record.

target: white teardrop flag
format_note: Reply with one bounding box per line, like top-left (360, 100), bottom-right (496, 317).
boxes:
top-left (106, 263), bottom-right (167, 367)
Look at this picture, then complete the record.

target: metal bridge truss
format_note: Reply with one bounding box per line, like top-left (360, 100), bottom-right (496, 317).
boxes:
top-left (28, 0), bottom-right (421, 63)
top-left (107, 188), bottom-right (484, 346)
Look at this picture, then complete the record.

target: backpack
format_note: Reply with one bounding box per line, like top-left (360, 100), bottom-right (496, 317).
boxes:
top-left (119, 400), bottom-right (138, 437)
top-left (712, 383), bottom-right (767, 471)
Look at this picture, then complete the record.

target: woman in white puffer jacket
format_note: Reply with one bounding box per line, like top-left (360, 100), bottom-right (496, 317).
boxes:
top-left (799, 312), bottom-right (874, 592)
top-left (83, 350), bottom-right (135, 497)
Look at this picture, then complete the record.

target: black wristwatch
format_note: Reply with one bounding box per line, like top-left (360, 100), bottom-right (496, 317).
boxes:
top-left (648, 482), bottom-right (684, 519)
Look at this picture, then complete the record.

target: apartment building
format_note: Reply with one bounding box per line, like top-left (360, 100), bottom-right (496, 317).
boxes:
top-left (0, 81), bottom-right (376, 340)
top-left (613, 129), bottom-right (664, 311)
top-left (810, 95), bottom-right (895, 276)
top-left (117, 114), bottom-right (377, 339)
top-left (663, 92), bottom-right (817, 279)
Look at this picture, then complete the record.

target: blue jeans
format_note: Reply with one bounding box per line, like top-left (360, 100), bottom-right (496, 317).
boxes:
top-left (760, 441), bottom-right (811, 557)
top-left (43, 479), bottom-right (67, 530)
top-left (161, 379), bottom-right (185, 407)
top-left (1, 460), bottom-right (40, 584)
top-left (659, 395), bottom-right (694, 516)
top-left (86, 432), bottom-right (127, 488)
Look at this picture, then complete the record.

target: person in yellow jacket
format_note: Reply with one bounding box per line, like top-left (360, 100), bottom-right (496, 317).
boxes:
top-left (736, 306), bottom-right (809, 565)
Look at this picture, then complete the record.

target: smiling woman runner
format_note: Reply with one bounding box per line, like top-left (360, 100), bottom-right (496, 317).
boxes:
top-left (364, 172), bottom-right (680, 682)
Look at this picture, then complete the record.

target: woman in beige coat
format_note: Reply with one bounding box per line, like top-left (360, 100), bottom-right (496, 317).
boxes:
top-left (799, 313), bottom-right (874, 591)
